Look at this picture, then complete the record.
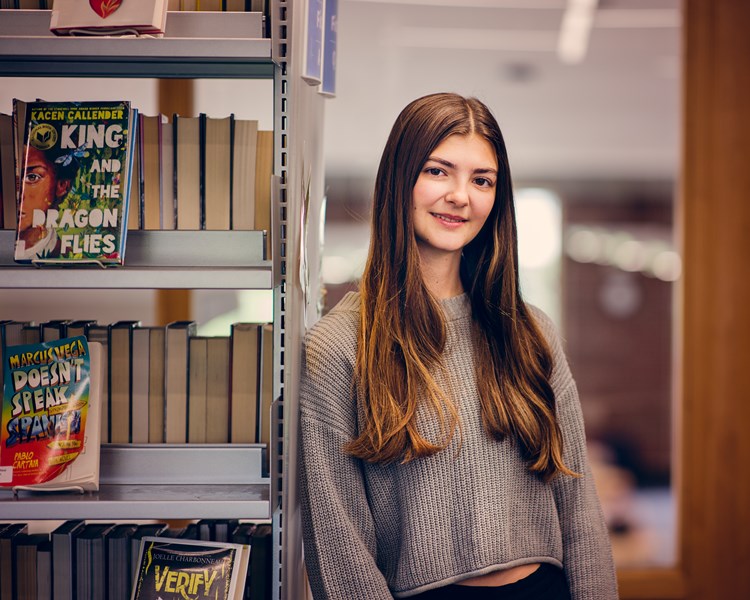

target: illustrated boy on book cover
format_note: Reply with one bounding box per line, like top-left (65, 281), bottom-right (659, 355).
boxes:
top-left (14, 100), bottom-right (135, 265)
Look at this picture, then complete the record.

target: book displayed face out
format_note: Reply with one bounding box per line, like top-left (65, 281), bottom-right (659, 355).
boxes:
top-left (50, 0), bottom-right (169, 36)
top-left (0, 337), bottom-right (102, 491)
top-left (14, 100), bottom-right (136, 266)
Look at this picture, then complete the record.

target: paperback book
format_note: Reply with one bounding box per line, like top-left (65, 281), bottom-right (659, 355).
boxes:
top-left (14, 100), bottom-right (137, 265)
top-left (0, 337), bottom-right (102, 491)
top-left (131, 536), bottom-right (249, 600)
top-left (50, 0), bottom-right (169, 36)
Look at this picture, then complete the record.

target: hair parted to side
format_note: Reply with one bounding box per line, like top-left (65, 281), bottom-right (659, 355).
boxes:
top-left (347, 92), bottom-right (576, 481)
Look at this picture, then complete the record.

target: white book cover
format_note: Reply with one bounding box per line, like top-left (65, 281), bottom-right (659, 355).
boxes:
top-left (50, 0), bottom-right (169, 36)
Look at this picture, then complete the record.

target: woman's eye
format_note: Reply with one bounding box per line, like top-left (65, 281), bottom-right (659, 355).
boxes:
top-left (425, 167), bottom-right (443, 176)
top-left (475, 177), bottom-right (494, 188)
top-left (24, 172), bottom-right (42, 183)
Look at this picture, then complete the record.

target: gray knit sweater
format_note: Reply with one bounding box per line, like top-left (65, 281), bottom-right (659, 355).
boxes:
top-left (299, 292), bottom-right (618, 599)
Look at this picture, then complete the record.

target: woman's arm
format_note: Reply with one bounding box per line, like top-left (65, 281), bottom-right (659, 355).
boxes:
top-left (298, 318), bottom-right (394, 600)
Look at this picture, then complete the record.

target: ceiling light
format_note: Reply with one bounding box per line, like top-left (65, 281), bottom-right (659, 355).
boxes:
top-left (557, 0), bottom-right (599, 64)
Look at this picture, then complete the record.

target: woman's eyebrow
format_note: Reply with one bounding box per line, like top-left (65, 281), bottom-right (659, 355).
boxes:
top-left (426, 156), bottom-right (497, 175)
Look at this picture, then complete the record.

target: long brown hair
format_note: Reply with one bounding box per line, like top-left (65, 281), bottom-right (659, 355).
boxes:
top-left (347, 93), bottom-right (575, 480)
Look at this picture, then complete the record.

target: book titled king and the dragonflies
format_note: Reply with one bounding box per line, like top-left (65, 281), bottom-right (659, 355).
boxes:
top-left (14, 100), bottom-right (137, 265)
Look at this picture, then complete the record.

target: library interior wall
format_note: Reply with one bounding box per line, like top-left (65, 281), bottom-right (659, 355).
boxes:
top-left (1, 77), bottom-right (274, 331)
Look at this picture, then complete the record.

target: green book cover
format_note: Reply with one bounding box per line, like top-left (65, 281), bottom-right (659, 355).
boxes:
top-left (14, 100), bottom-right (136, 265)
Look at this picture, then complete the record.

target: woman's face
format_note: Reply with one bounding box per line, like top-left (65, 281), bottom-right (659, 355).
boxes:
top-left (19, 146), bottom-right (69, 231)
top-left (412, 133), bottom-right (497, 261)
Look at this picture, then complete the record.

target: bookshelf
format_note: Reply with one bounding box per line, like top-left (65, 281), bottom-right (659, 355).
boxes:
top-left (0, 3), bottom-right (322, 598)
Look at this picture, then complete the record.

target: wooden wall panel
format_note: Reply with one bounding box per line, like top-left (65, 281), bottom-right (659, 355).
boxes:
top-left (679, 0), bottom-right (750, 598)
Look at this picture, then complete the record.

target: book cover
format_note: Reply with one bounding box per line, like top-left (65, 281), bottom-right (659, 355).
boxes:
top-left (76, 523), bottom-right (115, 600)
top-left (50, 0), bottom-right (169, 36)
top-left (254, 130), bottom-right (273, 258)
top-left (14, 100), bottom-right (136, 265)
top-left (0, 522), bottom-right (28, 600)
top-left (139, 113), bottom-right (165, 230)
top-left (110, 320), bottom-right (139, 444)
top-left (160, 118), bottom-right (176, 230)
top-left (147, 327), bottom-right (166, 443)
top-left (174, 114), bottom-right (201, 230)
top-left (205, 336), bottom-right (230, 443)
top-left (51, 519), bottom-right (85, 600)
top-left (187, 336), bottom-right (208, 443)
top-left (229, 323), bottom-right (260, 444)
top-left (164, 320), bottom-right (196, 443)
top-left (131, 327), bottom-right (151, 444)
top-left (0, 337), bottom-right (102, 491)
top-left (131, 536), bottom-right (249, 600)
top-left (201, 114), bottom-right (231, 230)
top-left (0, 113), bottom-right (17, 230)
top-left (230, 117), bottom-right (257, 230)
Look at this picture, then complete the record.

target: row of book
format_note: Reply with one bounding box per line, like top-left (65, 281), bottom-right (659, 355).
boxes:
top-left (0, 519), bottom-right (271, 600)
top-left (0, 100), bottom-right (273, 263)
top-left (0, 1), bottom-right (266, 12)
top-left (0, 318), bottom-right (274, 447)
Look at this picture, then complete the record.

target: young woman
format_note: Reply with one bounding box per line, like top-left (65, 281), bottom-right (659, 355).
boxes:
top-left (299, 93), bottom-right (618, 600)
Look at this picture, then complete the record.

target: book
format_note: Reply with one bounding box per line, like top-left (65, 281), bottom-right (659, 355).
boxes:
top-left (230, 323), bottom-right (260, 443)
top-left (258, 323), bottom-right (274, 457)
top-left (174, 114), bottom-right (201, 230)
top-left (0, 522), bottom-right (28, 600)
top-left (11, 98), bottom-right (29, 216)
top-left (148, 327), bottom-right (166, 443)
top-left (50, 0), bottom-right (169, 36)
top-left (131, 536), bottom-right (250, 600)
top-left (130, 523), bottom-right (169, 583)
top-left (131, 326), bottom-right (151, 444)
top-left (201, 114), bottom-right (231, 230)
top-left (160, 116), bottom-right (176, 230)
top-left (75, 523), bottom-right (115, 600)
top-left (67, 319), bottom-right (97, 339)
top-left (36, 536), bottom-right (53, 600)
top-left (0, 321), bottom-right (27, 413)
top-left (110, 320), bottom-right (139, 444)
top-left (14, 100), bottom-right (137, 265)
top-left (87, 324), bottom-right (110, 443)
top-left (249, 524), bottom-right (272, 600)
top-left (0, 337), bottom-right (103, 491)
top-left (107, 524), bottom-right (138, 600)
top-left (206, 336), bottom-right (230, 443)
top-left (0, 113), bottom-right (17, 230)
top-left (15, 533), bottom-right (50, 600)
top-left (255, 130), bottom-right (273, 257)
top-left (41, 318), bottom-right (71, 342)
top-left (230, 117), bottom-right (258, 230)
top-left (188, 336), bottom-right (208, 443)
top-left (165, 320), bottom-right (196, 443)
top-left (51, 520), bottom-right (86, 600)
top-left (20, 324), bottom-right (40, 345)
top-left (128, 125), bottom-right (141, 231)
top-left (139, 113), bottom-right (166, 230)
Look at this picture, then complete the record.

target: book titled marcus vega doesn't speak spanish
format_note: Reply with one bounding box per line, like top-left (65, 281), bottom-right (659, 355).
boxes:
top-left (14, 101), bottom-right (137, 265)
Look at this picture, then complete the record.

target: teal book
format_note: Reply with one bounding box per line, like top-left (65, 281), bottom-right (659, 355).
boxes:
top-left (14, 100), bottom-right (137, 265)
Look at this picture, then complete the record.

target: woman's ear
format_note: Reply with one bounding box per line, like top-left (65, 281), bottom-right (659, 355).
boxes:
top-left (55, 178), bottom-right (71, 200)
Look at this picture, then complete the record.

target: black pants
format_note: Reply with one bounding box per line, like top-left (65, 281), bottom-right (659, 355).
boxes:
top-left (407, 563), bottom-right (572, 600)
